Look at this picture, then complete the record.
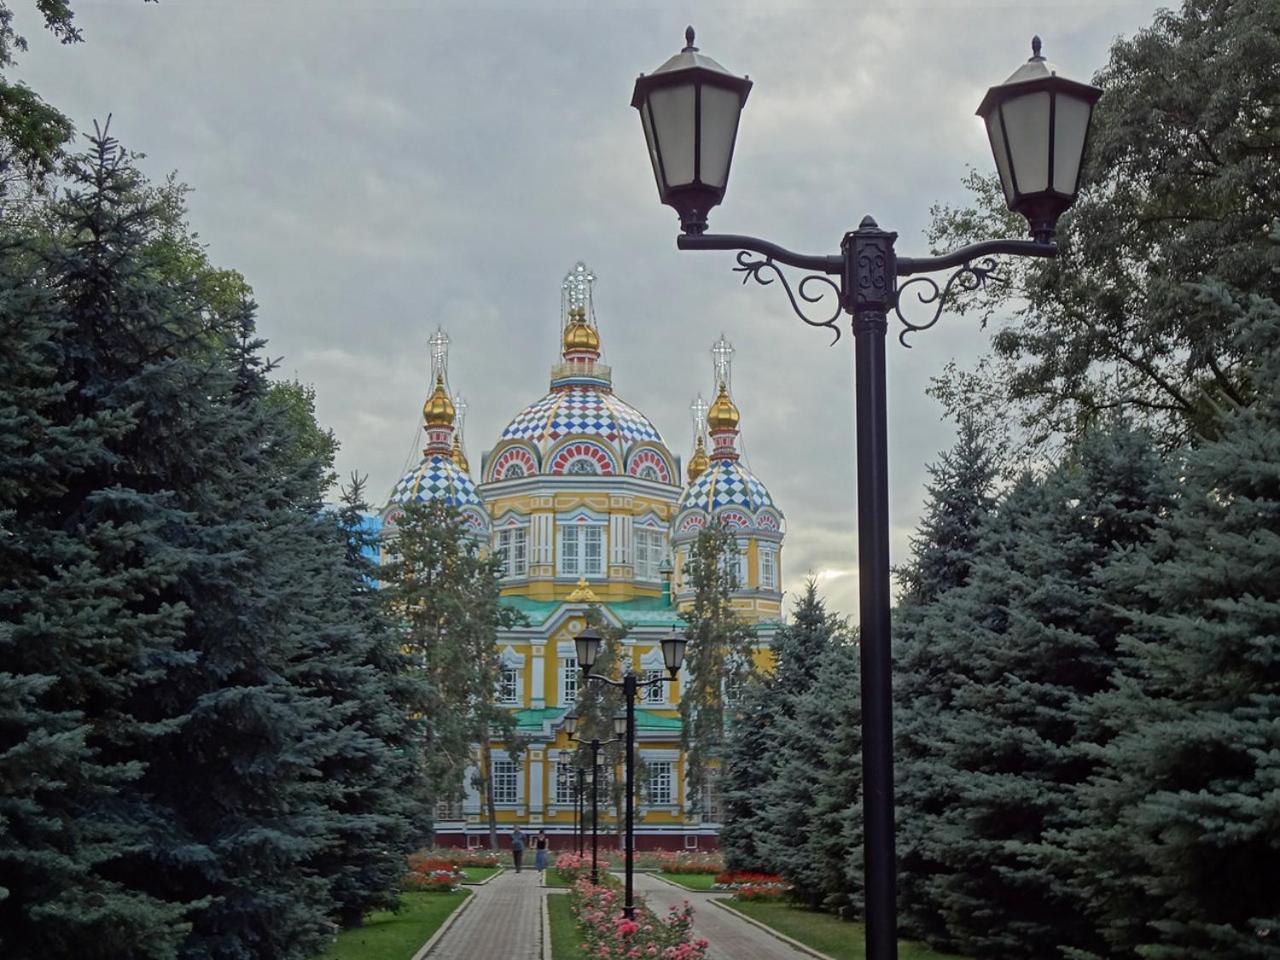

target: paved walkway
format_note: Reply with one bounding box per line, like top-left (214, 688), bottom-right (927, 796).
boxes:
top-left (629, 872), bottom-right (814, 960)
top-left (425, 868), bottom-right (542, 959)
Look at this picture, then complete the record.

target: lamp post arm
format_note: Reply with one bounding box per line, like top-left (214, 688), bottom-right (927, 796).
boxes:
top-left (897, 238), bottom-right (1057, 276)
top-left (677, 232), bottom-right (842, 274)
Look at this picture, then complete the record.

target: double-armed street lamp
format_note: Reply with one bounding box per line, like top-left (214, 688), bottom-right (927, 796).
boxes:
top-left (563, 710), bottom-right (625, 885)
top-left (575, 628), bottom-right (688, 920)
top-left (631, 28), bottom-right (1100, 960)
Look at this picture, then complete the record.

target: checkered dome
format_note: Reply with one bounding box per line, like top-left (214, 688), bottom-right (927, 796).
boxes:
top-left (498, 386), bottom-right (668, 463)
top-left (389, 454), bottom-right (486, 510)
top-left (679, 459), bottom-right (775, 513)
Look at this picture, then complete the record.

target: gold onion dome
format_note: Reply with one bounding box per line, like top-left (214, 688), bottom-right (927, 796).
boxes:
top-left (423, 373), bottom-right (456, 427)
top-left (451, 433), bottom-right (470, 473)
top-left (562, 305), bottom-right (600, 354)
top-left (687, 434), bottom-right (710, 482)
top-left (706, 383), bottom-right (740, 431)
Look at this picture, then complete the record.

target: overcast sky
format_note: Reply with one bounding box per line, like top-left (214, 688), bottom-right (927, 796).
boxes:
top-left (17, 0), bottom-right (1164, 620)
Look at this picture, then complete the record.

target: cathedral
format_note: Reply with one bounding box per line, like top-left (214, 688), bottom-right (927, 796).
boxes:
top-left (380, 262), bottom-right (784, 850)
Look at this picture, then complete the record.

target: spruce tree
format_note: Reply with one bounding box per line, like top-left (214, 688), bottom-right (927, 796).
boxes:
top-left (717, 670), bottom-right (776, 870)
top-left (921, 425), bottom-right (1173, 958)
top-left (754, 582), bottom-right (845, 881)
top-left (802, 638), bottom-right (863, 919)
top-left (893, 417), bottom-right (999, 941)
top-left (1067, 290), bottom-right (1280, 960)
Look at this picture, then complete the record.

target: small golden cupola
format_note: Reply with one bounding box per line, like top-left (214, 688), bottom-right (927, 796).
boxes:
top-left (687, 393), bottom-right (711, 483)
top-left (423, 374), bottom-right (455, 427)
top-left (562, 304), bottom-right (601, 358)
top-left (706, 335), bottom-right (741, 461)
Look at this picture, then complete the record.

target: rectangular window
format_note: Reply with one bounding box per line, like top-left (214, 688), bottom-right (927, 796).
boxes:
top-left (491, 759), bottom-right (519, 804)
top-left (645, 760), bottom-right (674, 806)
top-left (584, 526), bottom-right (603, 575)
top-left (497, 528), bottom-right (528, 578)
top-left (634, 528), bottom-right (665, 580)
top-left (559, 524), bottom-right (605, 577)
top-left (560, 656), bottom-right (578, 705)
top-left (498, 667), bottom-right (520, 705)
top-left (555, 763), bottom-right (577, 806)
top-left (760, 545), bottom-right (777, 590)
top-left (642, 669), bottom-right (666, 704)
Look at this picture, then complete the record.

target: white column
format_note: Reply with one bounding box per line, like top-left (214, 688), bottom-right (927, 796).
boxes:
top-left (531, 651), bottom-right (545, 708)
top-left (529, 748), bottom-right (544, 815)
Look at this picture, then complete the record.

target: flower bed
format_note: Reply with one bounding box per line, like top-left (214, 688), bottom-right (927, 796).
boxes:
top-left (568, 875), bottom-right (709, 960)
top-left (415, 846), bottom-right (501, 869)
top-left (655, 850), bottom-right (724, 875)
top-left (713, 870), bottom-right (793, 901)
top-left (553, 851), bottom-right (612, 886)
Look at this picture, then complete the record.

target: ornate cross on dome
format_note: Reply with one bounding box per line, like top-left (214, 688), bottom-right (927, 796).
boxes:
top-left (429, 326), bottom-right (450, 379)
top-left (562, 261), bottom-right (596, 320)
top-left (690, 393), bottom-right (709, 440)
top-left (712, 333), bottom-right (734, 390)
top-left (453, 393), bottom-right (467, 438)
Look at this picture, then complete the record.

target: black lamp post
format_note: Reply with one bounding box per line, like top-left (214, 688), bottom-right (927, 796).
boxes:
top-left (576, 627), bottom-right (687, 920)
top-left (564, 711), bottom-right (623, 885)
top-left (632, 29), bottom-right (1099, 960)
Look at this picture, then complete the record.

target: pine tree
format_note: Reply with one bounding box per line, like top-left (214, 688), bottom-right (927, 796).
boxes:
top-left (803, 638), bottom-right (863, 919)
top-left (921, 425), bottom-right (1173, 958)
top-left (754, 582), bottom-right (846, 882)
top-left (297, 478), bottom-right (432, 928)
top-left (717, 670), bottom-right (776, 870)
top-left (678, 525), bottom-right (756, 818)
top-left (1066, 288), bottom-right (1280, 960)
top-left (893, 417), bottom-right (999, 941)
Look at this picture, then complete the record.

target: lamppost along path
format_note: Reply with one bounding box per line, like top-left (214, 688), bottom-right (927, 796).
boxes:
top-left (575, 628), bottom-right (687, 920)
top-left (630, 28), bottom-right (1100, 960)
top-left (564, 711), bottom-right (624, 885)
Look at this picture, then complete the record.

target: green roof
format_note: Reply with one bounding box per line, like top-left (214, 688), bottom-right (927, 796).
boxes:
top-left (499, 594), bottom-right (683, 628)
top-left (510, 706), bottom-right (681, 734)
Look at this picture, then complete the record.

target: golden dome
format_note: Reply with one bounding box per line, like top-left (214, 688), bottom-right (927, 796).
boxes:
top-left (562, 305), bottom-right (600, 355)
top-left (423, 374), bottom-right (456, 427)
top-left (706, 383), bottom-right (740, 431)
top-left (451, 433), bottom-right (470, 473)
top-left (687, 434), bottom-right (710, 482)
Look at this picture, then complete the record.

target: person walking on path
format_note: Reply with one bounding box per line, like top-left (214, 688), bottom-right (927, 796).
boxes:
top-left (533, 831), bottom-right (549, 875)
top-left (511, 827), bottom-right (525, 874)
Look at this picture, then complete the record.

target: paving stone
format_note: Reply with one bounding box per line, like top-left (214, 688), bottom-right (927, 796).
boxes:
top-left (425, 869), bottom-right (543, 959)
top-left (629, 872), bottom-right (815, 960)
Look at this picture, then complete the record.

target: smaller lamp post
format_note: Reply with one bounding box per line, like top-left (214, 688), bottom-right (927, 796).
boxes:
top-left (576, 627), bottom-right (687, 919)
top-left (557, 746), bottom-right (587, 856)
top-left (564, 710), bottom-right (623, 885)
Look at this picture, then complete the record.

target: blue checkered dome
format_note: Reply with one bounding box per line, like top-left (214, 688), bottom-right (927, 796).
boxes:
top-left (498, 386), bottom-right (668, 464)
top-left (389, 454), bottom-right (487, 511)
top-left (679, 459), bottom-right (775, 514)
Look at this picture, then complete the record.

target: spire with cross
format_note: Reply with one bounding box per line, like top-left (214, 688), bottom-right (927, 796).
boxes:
top-left (711, 333), bottom-right (734, 391)
top-left (429, 326), bottom-right (451, 381)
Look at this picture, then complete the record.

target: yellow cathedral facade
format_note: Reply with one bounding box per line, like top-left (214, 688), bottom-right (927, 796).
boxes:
top-left (380, 262), bottom-right (784, 850)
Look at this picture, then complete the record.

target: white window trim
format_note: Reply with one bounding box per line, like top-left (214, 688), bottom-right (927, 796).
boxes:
top-left (490, 754), bottom-right (522, 806)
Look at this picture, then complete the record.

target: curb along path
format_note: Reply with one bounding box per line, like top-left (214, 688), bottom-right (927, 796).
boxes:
top-left (629, 872), bottom-right (814, 960)
top-left (424, 869), bottom-right (542, 959)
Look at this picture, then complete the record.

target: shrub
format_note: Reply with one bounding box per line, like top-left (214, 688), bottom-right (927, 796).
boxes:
top-left (568, 877), bottom-right (709, 959)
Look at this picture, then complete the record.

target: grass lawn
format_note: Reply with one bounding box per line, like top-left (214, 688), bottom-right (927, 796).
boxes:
top-left (722, 900), bottom-right (967, 960)
top-left (313, 890), bottom-right (469, 960)
top-left (660, 872), bottom-right (716, 891)
top-left (544, 870), bottom-right (578, 888)
top-left (546, 893), bottom-right (587, 960)
top-left (460, 866), bottom-right (500, 883)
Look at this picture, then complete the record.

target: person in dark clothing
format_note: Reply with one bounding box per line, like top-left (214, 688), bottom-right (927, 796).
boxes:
top-left (534, 831), bottom-right (549, 874)
top-left (511, 827), bottom-right (525, 873)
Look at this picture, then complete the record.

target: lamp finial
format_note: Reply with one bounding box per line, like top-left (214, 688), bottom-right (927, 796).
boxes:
top-left (1031, 35), bottom-right (1043, 60)
top-left (684, 25), bottom-right (696, 51)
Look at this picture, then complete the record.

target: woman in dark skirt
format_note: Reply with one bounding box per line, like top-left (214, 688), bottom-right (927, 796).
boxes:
top-left (534, 831), bottom-right (549, 874)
